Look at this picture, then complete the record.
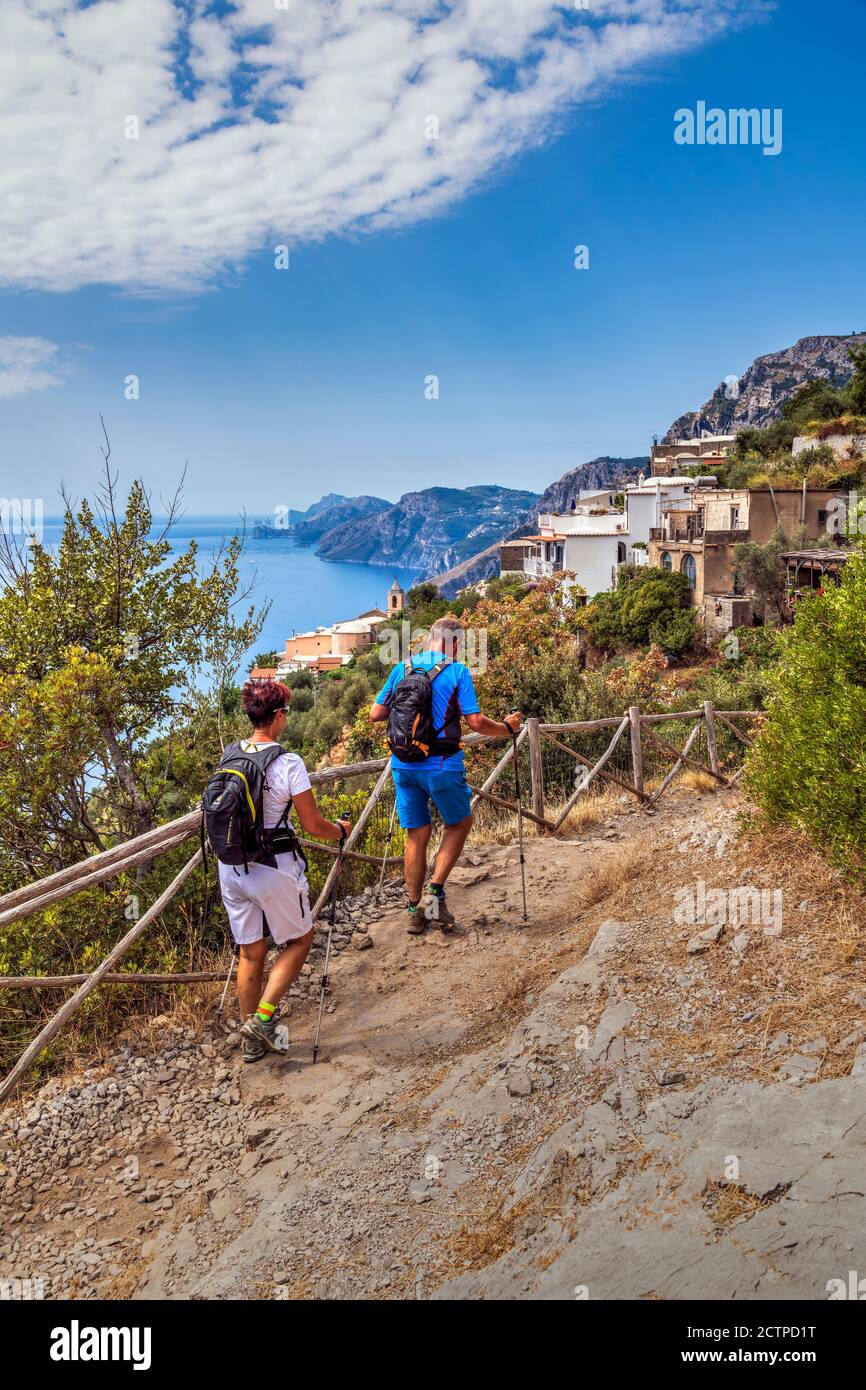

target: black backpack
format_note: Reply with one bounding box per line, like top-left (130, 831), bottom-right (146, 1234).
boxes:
top-left (386, 659), bottom-right (456, 763)
top-left (201, 741), bottom-right (304, 873)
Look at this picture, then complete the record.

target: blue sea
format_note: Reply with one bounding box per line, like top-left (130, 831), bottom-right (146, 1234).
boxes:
top-left (37, 515), bottom-right (420, 670)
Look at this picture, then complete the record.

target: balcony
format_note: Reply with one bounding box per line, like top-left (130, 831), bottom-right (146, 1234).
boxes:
top-left (525, 557), bottom-right (563, 579)
top-left (704, 529), bottom-right (750, 544)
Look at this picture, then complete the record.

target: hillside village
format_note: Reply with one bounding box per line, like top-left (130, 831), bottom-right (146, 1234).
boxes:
top-left (254, 334), bottom-right (866, 667)
top-left (498, 430), bottom-right (854, 643)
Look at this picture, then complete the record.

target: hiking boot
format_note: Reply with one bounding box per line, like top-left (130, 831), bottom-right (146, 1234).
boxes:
top-left (422, 887), bottom-right (456, 932)
top-left (406, 902), bottom-right (426, 935)
top-left (242, 1035), bottom-right (266, 1064)
top-left (240, 1013), bottom-right (286, 1054)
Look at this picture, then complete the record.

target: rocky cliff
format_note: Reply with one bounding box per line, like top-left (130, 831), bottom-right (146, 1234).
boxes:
top-left (527, 455), bottom-right (648, 516)
top-left (434, 457), bottom-right (648, 595)
top-left (664, 332), bottom-right (866, 440)
top-left (316, 485), bottom-right (540, 576)
top-left (289, 495), bottom-right (391, 545)
top-left (435, 542), bottom-right (504, 598)
top-left (251, 493), bottom-right (390, 541)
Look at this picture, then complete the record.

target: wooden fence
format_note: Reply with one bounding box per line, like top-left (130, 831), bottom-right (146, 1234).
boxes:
top-left (0, 705), bottom-right (761, 1102)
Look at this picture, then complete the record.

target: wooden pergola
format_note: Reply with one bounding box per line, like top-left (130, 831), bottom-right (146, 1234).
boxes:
top-left (781, 548), bottom-right (850, 597)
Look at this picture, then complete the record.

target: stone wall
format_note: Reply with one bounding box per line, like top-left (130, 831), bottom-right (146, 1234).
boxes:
top-left (792, 433), bottom-right (866, 460)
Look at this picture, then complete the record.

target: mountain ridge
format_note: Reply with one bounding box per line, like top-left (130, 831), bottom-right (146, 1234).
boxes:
top-left (316, 484), bottom-right (540, 576)
top-left (664, 332), bottom-right (866, 440)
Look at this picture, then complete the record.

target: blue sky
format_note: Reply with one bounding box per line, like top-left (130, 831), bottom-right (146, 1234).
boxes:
top-left (1, 0), bottom-right (864, 517)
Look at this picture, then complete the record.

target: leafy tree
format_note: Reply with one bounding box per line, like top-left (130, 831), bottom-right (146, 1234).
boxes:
top-left (745, 546), bottom-right (866, 881)
top-left (733, 526), bottom-right (789, 624)
top-left (0, 459), bottom-right (263, 883)
top-left (648, 607), bottom-right (697, 656)
top-left (577, 566), bottom-right (690, 653)
top-left (842, 344), bottom-right (866, 415)
top-left (251, 650), bottom-right (280, 669)
top-left (468, 577), bottom-right (585, 719)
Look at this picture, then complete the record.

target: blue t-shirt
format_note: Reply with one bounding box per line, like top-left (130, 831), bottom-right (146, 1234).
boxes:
top-left (375, 651), bottom-right (480, 770)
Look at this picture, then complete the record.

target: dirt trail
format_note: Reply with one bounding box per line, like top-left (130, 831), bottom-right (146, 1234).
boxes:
top-left (3, 787), bottom-right (866, 1301)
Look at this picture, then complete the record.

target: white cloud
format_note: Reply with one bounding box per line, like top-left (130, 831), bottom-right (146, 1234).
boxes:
top-left (0, 336), bottom-right (68, 397)
top-left (0, 0), bottom-right (761, 294)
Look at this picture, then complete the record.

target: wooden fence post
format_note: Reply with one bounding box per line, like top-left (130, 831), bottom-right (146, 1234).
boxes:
top-left (526, 718), bottom-right (545, 826)
top-left (703, 700), bottom-right (720, 776)
top-left (628, 705), bottom-right (644, 797)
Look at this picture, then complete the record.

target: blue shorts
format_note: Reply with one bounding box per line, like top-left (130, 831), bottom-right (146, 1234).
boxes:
top-left (391, 759), bottom-right (473, 829)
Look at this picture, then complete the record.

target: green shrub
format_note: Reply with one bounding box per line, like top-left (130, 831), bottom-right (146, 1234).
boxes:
top-left (648, 607), bottom-right (697, 656)
top-left (745, 546), bottom-right (866, 880)
top-left (578, 566), bottom-right (691, 652)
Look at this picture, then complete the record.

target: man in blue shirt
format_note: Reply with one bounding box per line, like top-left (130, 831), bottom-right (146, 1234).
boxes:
top-left (370, 615), bottom-right (521, 933)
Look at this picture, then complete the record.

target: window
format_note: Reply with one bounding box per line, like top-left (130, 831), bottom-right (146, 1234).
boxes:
top-left (617, 541), bottom-right (627, 564)
top-left (660, 551), bottom-right (672, 570)
top-left (730, 505), bottom-right (740, 529)
top-left (681, 553), bottom-right (697, 590)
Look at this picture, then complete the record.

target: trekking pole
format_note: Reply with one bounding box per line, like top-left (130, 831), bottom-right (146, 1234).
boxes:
top-left (312, 818), bottom-right (350, 1064)
top-left (374, 798), bottom-right (398, 908)
top-left (508, 712), bottom-right (528, 924)
top-left (216, 944), bottom-right (238, 1016)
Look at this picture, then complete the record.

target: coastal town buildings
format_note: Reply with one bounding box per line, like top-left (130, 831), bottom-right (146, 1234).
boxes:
top-left (650, 433), bottom-right (736, 477)
top-left (249, 585), bottom-right (404, 680)
top-left (500, 465), bottom-right (849, 642)
top-left (498, 477), bottom-right (708, 598)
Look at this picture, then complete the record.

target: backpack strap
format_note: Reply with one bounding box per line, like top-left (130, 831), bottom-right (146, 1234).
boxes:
top-left (418, 657), bottom-right (451, 683)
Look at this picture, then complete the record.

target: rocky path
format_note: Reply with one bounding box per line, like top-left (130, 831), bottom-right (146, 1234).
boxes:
top-left (2, 787), bottom-right (865, 1301)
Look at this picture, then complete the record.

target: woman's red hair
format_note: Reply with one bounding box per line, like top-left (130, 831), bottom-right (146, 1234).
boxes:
top-left (241, 678), bottom-right (291, 728)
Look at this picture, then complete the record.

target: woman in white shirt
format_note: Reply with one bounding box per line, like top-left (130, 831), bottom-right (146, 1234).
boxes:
top-left (219, 679), bottom-right (350, 1062)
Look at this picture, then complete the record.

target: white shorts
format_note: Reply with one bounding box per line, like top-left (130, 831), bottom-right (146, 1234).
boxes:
top-left (218, 851), bottom-right (313, 946)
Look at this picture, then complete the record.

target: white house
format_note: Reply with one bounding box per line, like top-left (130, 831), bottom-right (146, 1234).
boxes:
top-left (506, 477), bottom-right (708, 599)
top-left (624, 475), bottom-right (709, 543)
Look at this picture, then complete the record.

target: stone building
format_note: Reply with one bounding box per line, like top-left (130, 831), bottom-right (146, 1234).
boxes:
top-left (647, 485), bottom-right (847, 637)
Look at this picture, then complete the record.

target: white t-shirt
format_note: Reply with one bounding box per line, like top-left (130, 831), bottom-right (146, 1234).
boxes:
top-left (238, 740), bottom-right (311, 828)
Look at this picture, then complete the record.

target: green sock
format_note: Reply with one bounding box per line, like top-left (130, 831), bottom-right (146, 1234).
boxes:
top-left (255, 1000), bottom-right (276, 1024)
top-left (429, 882), bottom-right (445, 897)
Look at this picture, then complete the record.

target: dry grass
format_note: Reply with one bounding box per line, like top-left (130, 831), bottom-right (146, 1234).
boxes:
top-left (703, 1180), bottom-right (780, 1230)
top-left (678, 769), bottom-right (719, 794)
top-left (543, 785), bottom-right (626, 835)
top-left (445, 1200), bottom-right (522, 1271)
top-left (613, 811), bottom-right (866, 1084)
top-left (575, 839), bottom-right (655, 911)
